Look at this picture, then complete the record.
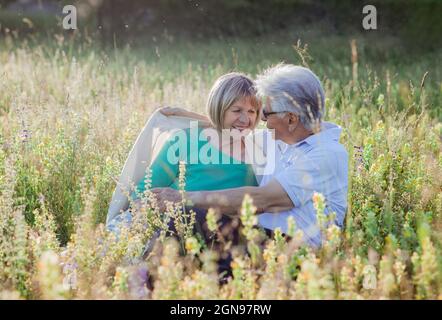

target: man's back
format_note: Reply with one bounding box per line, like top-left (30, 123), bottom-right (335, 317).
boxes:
top-left (257, 122), bottom-right (349, 247)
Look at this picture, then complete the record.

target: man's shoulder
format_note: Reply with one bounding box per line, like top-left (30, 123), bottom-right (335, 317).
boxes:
top-left (303, 141), bottom-right (348, 164)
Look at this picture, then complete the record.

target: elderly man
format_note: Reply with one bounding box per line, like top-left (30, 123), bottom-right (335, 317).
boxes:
top-left (153, 64), bottom-right (348, 248)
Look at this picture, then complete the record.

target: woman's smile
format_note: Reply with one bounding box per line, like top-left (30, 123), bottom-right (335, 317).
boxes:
top-left (232, 123), bottom-right (250, 131)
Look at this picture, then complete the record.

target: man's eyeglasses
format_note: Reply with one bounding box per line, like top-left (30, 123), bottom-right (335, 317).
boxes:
top-left (261, 110), bottom-right (289, 121)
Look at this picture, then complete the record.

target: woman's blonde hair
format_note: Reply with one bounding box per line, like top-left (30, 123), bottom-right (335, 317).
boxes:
top-left (206, 72), bottom-right (261, 131)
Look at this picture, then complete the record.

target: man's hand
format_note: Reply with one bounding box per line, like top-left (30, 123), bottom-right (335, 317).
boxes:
top-left (158, 106), bottom-right (183, 117)
top-left (149, 180), bottom-right (293, 216)
top-left (151, 187), bottom-right (182, 206)
top-left (131, 189), bottom-right (181, 213)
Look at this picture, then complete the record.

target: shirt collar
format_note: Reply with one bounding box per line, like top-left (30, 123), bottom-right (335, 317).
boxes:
top-left (287, 121), bottom-right (343, 150)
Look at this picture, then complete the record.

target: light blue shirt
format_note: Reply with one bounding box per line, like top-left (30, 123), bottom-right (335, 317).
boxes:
top-left (257, 122), bottom-right (349, 247)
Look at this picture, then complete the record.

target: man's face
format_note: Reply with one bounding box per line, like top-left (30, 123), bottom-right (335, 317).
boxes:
top-left (262, 97), bottom-right (291, 142)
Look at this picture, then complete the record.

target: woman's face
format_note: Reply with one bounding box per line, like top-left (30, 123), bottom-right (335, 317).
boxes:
top-left (222, 96), bottom-right (259, 131)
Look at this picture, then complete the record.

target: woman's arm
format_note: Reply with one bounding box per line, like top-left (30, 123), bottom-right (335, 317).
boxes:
top-left (159, 106), bottom-right (212, 127)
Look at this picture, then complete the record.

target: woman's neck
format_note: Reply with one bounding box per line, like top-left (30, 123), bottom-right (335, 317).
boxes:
top-left (206, 128), bottom-right (248, 162)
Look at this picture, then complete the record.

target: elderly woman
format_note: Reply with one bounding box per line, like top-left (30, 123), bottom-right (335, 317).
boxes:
top-left (107, 72), bottom-right (262, 228)
top-left (154, 63), bottom-right (349, 248)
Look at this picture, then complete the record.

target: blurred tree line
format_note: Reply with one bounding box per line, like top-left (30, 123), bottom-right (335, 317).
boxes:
top-left (0, 0), bottom-right (441, 51)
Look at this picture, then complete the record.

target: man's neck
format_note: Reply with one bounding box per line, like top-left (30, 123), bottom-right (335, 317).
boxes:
top-left (287, 127), bottom-right (314, 145)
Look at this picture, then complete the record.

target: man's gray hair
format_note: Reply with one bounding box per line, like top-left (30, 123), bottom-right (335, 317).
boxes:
top-left (255, 63), bottom-right (325, 131)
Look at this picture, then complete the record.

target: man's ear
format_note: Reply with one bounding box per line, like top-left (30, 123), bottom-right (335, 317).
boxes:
top-left (288, 113), bottom-right (298, 124)
top-left (287, 113), bottom-right (298, 132)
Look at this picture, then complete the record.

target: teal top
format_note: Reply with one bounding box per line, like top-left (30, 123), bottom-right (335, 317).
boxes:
top-left (132, 125), bottom-right (258, 199)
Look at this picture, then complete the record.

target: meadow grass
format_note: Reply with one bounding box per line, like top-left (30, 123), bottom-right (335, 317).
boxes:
top-left (0, 32), bottom-right (441, 299)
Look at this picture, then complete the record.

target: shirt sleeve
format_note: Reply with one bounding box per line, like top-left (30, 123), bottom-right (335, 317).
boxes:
top-left (274, 149), bottom-right (340, 208)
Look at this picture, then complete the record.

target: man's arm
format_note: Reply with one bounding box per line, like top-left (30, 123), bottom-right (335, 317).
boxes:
top-left (159, 107), bottom-right (212, 127)
top-left (186, 179), bottom-right (294, 217)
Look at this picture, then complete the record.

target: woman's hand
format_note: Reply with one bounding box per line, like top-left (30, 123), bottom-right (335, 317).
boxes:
top-left (158, 106), bottom-right (185, 117)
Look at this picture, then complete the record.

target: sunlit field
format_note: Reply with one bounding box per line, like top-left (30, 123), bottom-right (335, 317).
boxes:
top-left (0, 31), bottom-right (441, 299)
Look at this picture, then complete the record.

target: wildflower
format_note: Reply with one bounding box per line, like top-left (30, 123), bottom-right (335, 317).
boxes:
top-left (263, 241), bottom-right (277, 274)
top-left (286, 216), bottom-right (296, 238)
top-left (351, 255), bottom-right (364, 283)
top-left (240, 194), bottom-right (257, 228)
top-left (205, 208), bottom-right (218, 233)
top-left (178, 160), bottom-right (186, 196)
top-left (413, 236), bottom-right (439, 299)
top-left (142, 166), bottom-right (153, 198)
top-left (240, 194), bottom-right (258, 240)
top-left (312, 192), bottom-right (326, 217)
top-left (376, 94), bottom-right (385, 108)
top-left (113, 266), bottom-right (129, 294)
top-left (362, 265), bottom-right (377, 290)
top-left (378, 254), bottom-right (397, 298)
top-left (324, 224), bottom-right (341, 252)
top-left (37, 251), bottom-right (68, 299)
top-left (273, 228), bottom-right (286, 252)
top-left (247, 241), bottom-right (262, 267)
top-left (339, 266), bottom-right (354, 294)
top-left (313, 192), bottom-right (327, 234)
top-left (353, 145), bottom-right (364, 173)
top-left (185, 236), bottom-right (201, 255)
top-left (393, 259), bottom-right (406, 286)
top-left (230, 256), bottom-right (251, 299)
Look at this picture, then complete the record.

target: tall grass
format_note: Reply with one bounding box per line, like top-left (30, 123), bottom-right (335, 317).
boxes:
top-left (0, 32), bottom-right (441, 299)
